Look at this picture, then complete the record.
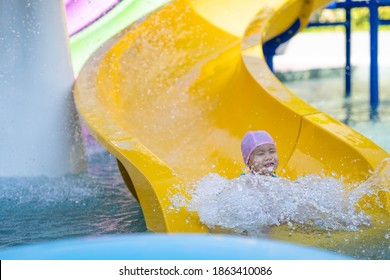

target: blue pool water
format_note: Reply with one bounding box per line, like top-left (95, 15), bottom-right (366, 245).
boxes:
top-left (0, 137), bottom-right (146, 248)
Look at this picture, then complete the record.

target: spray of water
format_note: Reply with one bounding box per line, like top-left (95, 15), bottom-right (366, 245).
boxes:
top-left (171, 158), bottom-right (390, 234)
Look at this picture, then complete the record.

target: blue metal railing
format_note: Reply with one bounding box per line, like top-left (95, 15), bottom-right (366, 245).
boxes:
top-left (264, 19), bottom-right (301, 71)
top-left (307, 0), bottom-right (390, 119)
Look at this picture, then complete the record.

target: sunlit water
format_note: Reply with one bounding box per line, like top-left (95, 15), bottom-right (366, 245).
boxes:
top-left (0, 135), bottom-right (146, 248)
top-left (189, 174), bottom-right (372, 233)
top-left (176, 158), bottom-right (390, 260)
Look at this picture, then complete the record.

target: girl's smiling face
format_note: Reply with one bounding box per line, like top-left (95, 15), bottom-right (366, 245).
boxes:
top-left (247, 143), bottom-right (279, 175)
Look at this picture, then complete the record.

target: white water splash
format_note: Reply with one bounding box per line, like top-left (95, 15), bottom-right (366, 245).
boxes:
top-left (171, 159), bottom-right (390, 234)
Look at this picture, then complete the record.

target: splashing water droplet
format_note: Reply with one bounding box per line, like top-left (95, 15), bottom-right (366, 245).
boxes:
top-left (174, 169), bottom-right (388, 234)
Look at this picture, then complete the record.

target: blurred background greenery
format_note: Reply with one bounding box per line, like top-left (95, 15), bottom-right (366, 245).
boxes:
top-left (307, 4), bottom-right (390, 31)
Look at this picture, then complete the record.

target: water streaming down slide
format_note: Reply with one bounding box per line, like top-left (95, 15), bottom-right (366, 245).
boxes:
top-left (74, 0), bottom-right (390, 234)
top-left (0, 0), bottom-right (128, 177)
top-left (0, 0), bottom-right (85, 177)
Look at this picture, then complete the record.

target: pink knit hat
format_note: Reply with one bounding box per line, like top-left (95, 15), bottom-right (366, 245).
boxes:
top-left (241, 131), bottom-right (275, 165)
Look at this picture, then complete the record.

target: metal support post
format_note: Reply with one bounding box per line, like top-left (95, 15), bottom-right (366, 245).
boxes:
top-left (369, 0), bottom-right (380, 119)
top-left (345, 3), bottom-right (352, 97)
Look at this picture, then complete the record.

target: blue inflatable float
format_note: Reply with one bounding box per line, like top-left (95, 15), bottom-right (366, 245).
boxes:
top-left (0, 233), bottom-right (350, 260)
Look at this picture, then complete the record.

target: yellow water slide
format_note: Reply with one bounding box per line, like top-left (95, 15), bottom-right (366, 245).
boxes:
top-left (74, 0), bottom-right (389, 233)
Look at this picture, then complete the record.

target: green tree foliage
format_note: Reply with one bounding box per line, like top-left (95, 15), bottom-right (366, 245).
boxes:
top-left (306, 4), bottom-right (390, 31)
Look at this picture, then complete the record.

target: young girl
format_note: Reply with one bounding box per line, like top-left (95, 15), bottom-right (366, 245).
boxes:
top-left (241, 130), bottom-right (279, 176)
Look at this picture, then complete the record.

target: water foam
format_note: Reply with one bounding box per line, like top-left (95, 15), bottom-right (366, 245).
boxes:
top-left (0, 174), bottom-right (100, 206)
top-left (172, 158), bottom-right (390, 234)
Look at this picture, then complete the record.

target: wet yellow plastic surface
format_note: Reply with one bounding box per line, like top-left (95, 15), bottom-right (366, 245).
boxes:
top-left (74, 0), bottom-right (389, 233)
